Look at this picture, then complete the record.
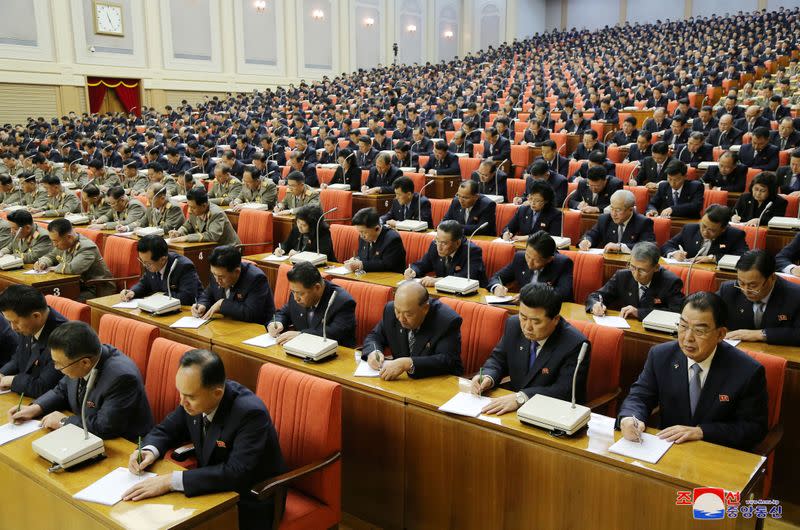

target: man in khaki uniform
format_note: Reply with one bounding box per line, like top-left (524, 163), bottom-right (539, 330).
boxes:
top-left (0, 153), bottom-right (23, 179)
top-left (231, 165), bottom-right (277, 210)
top-left (88, 186), bottom-right (146, 230)
top-left (147, 162), bottom-right (178, 196)
top-left (15, 173), bottom-right (48, 209)
top-left (81, 184), bottom-right (112, 221)
top-left (0, 210), bottom-right (52, 263)
top-left (208, 165), bottom-right (242, 206)
top-left (123, 183), bottom-right (185, 233)
top-left (32, 175), bottom-right (81, 217)
top-left (32, 154), bottom-right (65, 181)
top-left (35, 218), bottom-right (114, 300)
top-left (0, 175), bottom-right (21, 207)
top-left (274, 171), bottom-right (320, 215)
top-left (120, 160), bottom-right (149, 195)
top-left (168, 187), bottom-right (240, 246)
top-left (87, 159), bottom-right (121, 192)
top-left (0, 219), bottom-right (14, 251)
top-left (61, 159), bottom-right (89, 188)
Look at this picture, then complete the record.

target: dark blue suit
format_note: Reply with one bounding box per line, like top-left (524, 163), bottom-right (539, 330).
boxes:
top-left (717, 277), bottom-right (800, 346)
top-left (568, 177), bottom-right (623, 211)
top-left (365, 165), bottom-right (403, 193)
top-left (131, 252), bottom-right (203, 306)
top-left (0, 308), bottom-right (67, 397)
top-left (646, 180), bottom-right (704, 218)
top-left (197, 262), bottom-right (274, 325)
top-left (583, 212), bottom-right (655, 248)
top-left (380, 194), bottom-right (433, 229)
top-left (0, 314), bottom-right (20, 367)
top-left (483, 136), bottom-right (511, 162)
top-left (776, 232), bottom-right (800, 273)
top-left (356, 227), bottom-right (406, 273)
top-left (534, 155), bottom-right (570, 177)
top-left (617, 341), bottom-right (768, 451)
top-left (776, 166), bottom-right (800, 194)
top-left (423, 152), bottom-right (461, 175)
top-left (487, 251), bottom-right (574, 302)
top-left (274, 280), bottom-right (357, 347)
top-left (707, 127), bottom-right (744, 149)
top-left (442, 195), bottom-right (496, 236)
top-left (471, 170), bottom-right (508, 197)
top-left (503, 205), bottom-right (562, 237)
top-left (662, 224), bottom-right (748, 261)
top-left (410, 238), bottom-right (488, 287)
top-left (480, 318), bottom-right (590, 401)
top-left (732, 193), bottom-right (787, 224)
top-left (143, 380), bottom-right (285, 530)
top-left (737, 143), bottom-right (779, 171)
top-left (35, 345), bottom-right (154, 441)
top-left (675, 143), bottom-right (714, 167)
top-left (523, 172), bottom-right (568, 207)
top-left (586, 268), bottom-right (684, 320)
top-left (701, 164), bottom-right (748, 192)
top-left (361, 299), bottom-right (463, 378)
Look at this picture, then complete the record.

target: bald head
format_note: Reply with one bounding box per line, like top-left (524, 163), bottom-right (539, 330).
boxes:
top-left (394, 281), bottom-right (430, 330)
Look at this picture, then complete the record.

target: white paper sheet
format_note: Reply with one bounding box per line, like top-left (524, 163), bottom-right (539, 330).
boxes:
top-left (169, 317), bottom-right (209, 329)
top-left (492, 238), bottom-right (514, 244)
top-left (579, 248), bottom-right (606, 255)
top-left (478, 414), bottom-right (502, 425)
top-left (396, 278), bottom-right (422, 286)
top-left (724, 339), bottom-right (742, 347)
top-left (242, 333), bottom-right (278, 348)
top-left (325, 266), bottom-right (352, 275)
top-left (592, 315), bottom-right (631, 329)
top-left (262, 254), bottom-right (289, 262)
top-left (0, 420), bottom-right (41, 446)
top-left (662, 257), bottom-right (688, 265)
top-left (485, 295), bottom-right (515, 304)
top-left (22, 269), bottom-right (48, 275)
top-left (0, 389), bottom-right (10, 395)
top-left (608, 432), bottom-right (673, 464)
top-left (73, 467), bottom-right (156, 506)
top-left (438, 392), bottom-right (491, 418)
top-left (112, 301), bottom-right (139, 309)
top-left (354, 361), bottom-right (381, 377)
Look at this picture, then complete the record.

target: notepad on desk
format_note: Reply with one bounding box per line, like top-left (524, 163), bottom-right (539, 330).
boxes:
top-left (662, 257), bottom-right (689, 265)
top-left (592, 315), bottom-right (631, 329)
top-left (0, 420), bottom-right (41, 446)
top-left (169, 317), bottom-right (210, 329)
top-left (112, 301), bottom-right (139, 309)
top-left (242, 333), bottom-right (277, 348)
top-left (73, 467), bottom-right (156, 506)
top-left (325, 266), bottom-right (352, 275)
top-left (438, 392), bottom-right (491, 418)
top-left (22, 269), bottom-right (49, 275)
top-left (262, 254), bottom-right (289, 262)
top-left (608, 432), bottom-right (673, 464)
top-left (354, 361), bottom-right (381, 377)
top-left (579, 248), bottom-right (606, 255)
top-left (485, 295), bottom-right (514, 304)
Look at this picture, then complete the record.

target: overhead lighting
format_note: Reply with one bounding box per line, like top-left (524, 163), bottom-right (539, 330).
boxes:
top-left (443, 30), bottom-right (454, 38)
top-left (312, 9), bottom-right (324, 19)
top-left (364, 17), bottom-right (375, 27)
top-left (253, 0), bottom-right (266, 13)
top-left (406, 24), bottom-right (417, 32)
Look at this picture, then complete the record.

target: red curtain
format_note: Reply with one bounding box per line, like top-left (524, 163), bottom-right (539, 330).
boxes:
top-left (86, 77), bottom-right (141, 116)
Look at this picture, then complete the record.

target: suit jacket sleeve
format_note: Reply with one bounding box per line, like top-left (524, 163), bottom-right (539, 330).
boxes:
top-left (143, 406), bottom-right (192, 455)
top-left (487, 258), bottom-right (517, 292)
top-left (616, 347), bottom-right (660, 427)
top-left (175, 266), bottom-right (203, 306)
top-left (361, 310), bottom-right (389, 359)
top-left (196, 283), bottom-right (216, 310)
top-left (10, 352), bottom-right (63, 398)
top-left (410, 316), bottom-right (463, 378)
top-left (670, 183), bottom-right (704, 218)
top-left (323, 298), bottom-right (357, 346)
top-left (32, 375), bottom-right (70, 415)
top-left (586, 271), bottom-right (620, 311)
top-left (480, 320), bottom-right (514, 386)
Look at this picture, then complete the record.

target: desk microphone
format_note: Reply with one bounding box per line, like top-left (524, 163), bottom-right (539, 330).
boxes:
top-left (466, 222), bottom-right (488, 282)
top-left (571, 343), bottom-right (589, 409)
top-left (752, 201), bottom-right (772, 250)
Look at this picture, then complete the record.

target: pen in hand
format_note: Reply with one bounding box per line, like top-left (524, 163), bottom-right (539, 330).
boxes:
top-left (136, 435), bottom-right (143, 476)
top-left (632, 415), bottom-right (643, 444)
top-left (16, 392), bottom-right (24, 414)
top-left (477, 368), bottom-right (484, 396)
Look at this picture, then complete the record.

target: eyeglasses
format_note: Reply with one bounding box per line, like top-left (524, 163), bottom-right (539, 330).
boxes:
top-left (434, 239), bottom-right (454, 247)
top-left (628, 263), bottom-right (655, 275)
top-left (734, 279), bottom-right (768, 295)
top-left (54, 356), bottom-right (91, 371)
top-left (676, 322), bottom-right (716, 338)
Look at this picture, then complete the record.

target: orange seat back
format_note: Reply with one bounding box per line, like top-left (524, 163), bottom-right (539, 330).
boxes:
top-left (75, 228), bottom-right (104, 253)
top-left (237, 209), bottom-right (274, 255)
top-left (743, 225), bottom-right (769, 250)
top-left (568, 319), bottom-right (623, 414)
top-left (399, 231), bottom-right (435, 266)
top-left (652, 217), bottom-right (671, 246)
top-left (495, 203), bottom-right (519, 235)
top-left (510, 145), bottom-right (529, 178)
top-left (782, 193), bottom-right (798, 217)
top-left (274, 263), bottom-right (293, 309)
top-left (745, 168), bottom-right (760, 191)
top-left (440, 298), bottom-right (507, 376)
top-left (405, 172), bottom-right (426, 193)
top-left (316, 167), bottom-right (337, 185)
top-left (98, 313), bottom-right (159, 379)
top-left (472, 239), bottom-right (516, 277)
top-left (506, 178), bottom-right (526, 202)
top-left (429, 198), bottom-right (451, 226)
top-left (561, 250), bottom-right (603, 304)
top-left (615, 162), bottom-right (638, 184)
top-left (255, 364), bottom-right (342, 522)
top-left (458, 157), bottom-right (481, 180)
top-left (663, 264), bottom-right (716, 295)
top-left (331, 278), bottom-right (393, 346)
top-left (45, 295), bottom-right (90, 324)
top-left (606, 145), bottom-right (623, 164)
top-left (320, 189), bottom-right (353, 225)
top-left (103, 235), bottom-right (141, 289)
top-left (145, 338), bottom-right (194, 423)
top-left (623, 185), bottom-right (649, 214)
top-left (562, 209), bottom-right (582, 242)
top-left (702, 189), bottom-right (728, 214)
top-left (330, 224), bottom-right (359, 262)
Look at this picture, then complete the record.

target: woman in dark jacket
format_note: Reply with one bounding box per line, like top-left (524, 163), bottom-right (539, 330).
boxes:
top-left (732, 171), bottom-right (787, 225)
top-left (321, 147), bottom-right (360, 191)
top-left (502, 179), bottom-right (563, 239)
top-left (273, 204), bottom-right (337, 261)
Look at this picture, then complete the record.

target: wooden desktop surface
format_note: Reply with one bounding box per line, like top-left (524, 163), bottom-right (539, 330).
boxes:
top-left (0, 264), bottom-right (81, 299)
top-left (0, 392), bottom-right (238, 530)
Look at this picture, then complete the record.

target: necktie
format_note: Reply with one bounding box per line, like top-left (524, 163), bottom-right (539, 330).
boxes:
top-left (528, 341), bottom-right (538, 372)
top-left (464, 208), bottom-right (470, 224)
top-left (689, 363), bottom-right (702, 416)
top-left (403, 204), bottom-right (409, 220)
top-left (753, 302), bottom-right (765, 328)
top-left (408, 329), bottom-right (416, 354)
top-left (639, 284), bottom-right (649, 303)
top-left (616, 224), bottom-right (623, 243)
top-left (781, 137), bottom-right (787, 150)
top-left (202, 415), bottom-right (211, 439)
top-left (307, 307), bottom-right (315, 326)
top-left (529, 269), bottom-right (540, 285)
top-left (76, 377), bottom-right (88, 406)
top-left (443, 256), bottom-right (451, 272)
top-left (591, 192), bottom-right (598, 205)
top-left (673, 190), bottom-right (680, 205)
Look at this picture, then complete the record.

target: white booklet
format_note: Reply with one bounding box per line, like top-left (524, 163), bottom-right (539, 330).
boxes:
top-left (325, 266), bottom-right (352, 275)
top-left (262, 254), bottom-right (289, 262)
top-left (592, 315), bottom-right (631, 329)
top-left (438, 392), bottom-right (491, 418)
top-left (354, 361), bottom-right (381, 377)
top-left (242, 333), bottom-right (278, 348)
top-left (0, 420), bottom-right (41, 446)
top-left (169, 316), bottom-right (209, 329)
top-left (112, 301), bottom-right (139, 309)
top-left (73, 467), bottom-right (156, 506)
top-left (608, 432), bottom-right (673, 464)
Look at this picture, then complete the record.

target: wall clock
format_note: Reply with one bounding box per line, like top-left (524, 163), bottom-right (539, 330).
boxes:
top-left (94, 1), bottom-right (124, 36)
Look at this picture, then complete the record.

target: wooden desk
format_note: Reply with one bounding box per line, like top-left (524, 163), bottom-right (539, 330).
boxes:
top-left (168, 240), bottom-right (216, 286)
top-left (424, 174), bottom-right (462, 199)
top-left (352, 192), bottom-right (394, 215)
top-left (87, 295), bottom-right (248, 351)
top-left (626, 109), bottom-right (654, 128)
top-left (0, 393), bottom-right (239, 530)
top-left (564, 133), bottom-right (581, 156)
top-left (0, 265), bottom-right (81, 299)
top-left (225, 210), bottom-right (241, 230)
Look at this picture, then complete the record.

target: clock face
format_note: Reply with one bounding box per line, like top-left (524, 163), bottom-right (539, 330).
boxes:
top-left (95, 3), bottom-right (123, 36)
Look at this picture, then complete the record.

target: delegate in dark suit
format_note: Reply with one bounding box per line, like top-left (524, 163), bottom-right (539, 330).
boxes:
top-left (638, 156), bottom-right (673, 184)
top-left (423, 152), bottom-right (461, 175)
top-left (361, 299), bottom-right (463, 377)
top-left (646, 180), bottom-right (705, 218)
top-left (617, 340), bottom-right (768, 450)
top-left (34, 344), bottom-right (154, 441)
top-left (410, 238), bottom-right (488, 287)
top-left (732, 193), bottom-right (787, 224)
top-left (380, 193), bottom-right (433, 228)
top-left (662, 224), bottom-right (748, 261)
top-left (273, 280), bottom-right (357, 347)
top-left (480, 317), bottom-right (590, 402)
top-left (0, 314), bottom-right (19, 367)
top-left (776, 232), bottom-right (800, 273)
top-left (585, 268), bottom-right (684, 320)
top-left (535, 154), bottom-right (570, 177)
top-left (675, 143), bottom-right (714, 167)
top-left (142, 380), bottom-right (285, 529)
top-left (442, 195), bottom-right (496, 236)
top-left (702, 164), bottom-right (748, 192)
top-left (718, 277), bottom-right (800, 346)
top-left (131, 252), bottom-right (203, 306)
top-left (197, 262), bottom-right (274, 325)
top-left (365, 165), bottom-right (403, 194)
top-left (483, 136), bottom-right (511, 162)
top-left (737, 143), bottom-right (779, 171)
top-left (707, 127), bottom-right (744, 148)
top-left (0, 308), bottom-right (67, 397)
top-left (523, 172), bottom-right (568, 206)
top-left (487, 251), bottom-right (574, 302)
top-left (356, 227), bottom-right (406, 273)
top-left (582, 212), bottom-right (656, 248)
top-left (568, 177), bottom-right (623, 211)
top-left (504, 204), bottom-right (562, 237)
